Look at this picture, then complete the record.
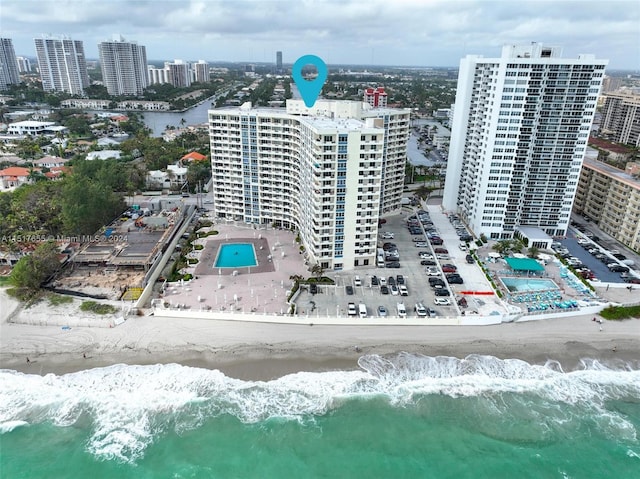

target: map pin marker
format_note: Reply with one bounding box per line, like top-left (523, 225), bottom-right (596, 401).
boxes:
top-left (291, 54), bottom-right (328, 108)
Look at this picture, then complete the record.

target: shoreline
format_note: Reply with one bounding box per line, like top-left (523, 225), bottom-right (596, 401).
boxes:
top-left (2, 289), bottom-right (639, 380)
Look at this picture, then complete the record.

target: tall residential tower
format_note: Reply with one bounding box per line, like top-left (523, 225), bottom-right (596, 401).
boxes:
top-left (443, 43), bottom-right (607, 239)
top-left (98, 35), bottom-right (149, 96)
top-left (34, 35), bottom-right (89, 95)
top-left (0, 38), bottom-right (20, 90)
top-left (209, 100), bottom-right (410, 271)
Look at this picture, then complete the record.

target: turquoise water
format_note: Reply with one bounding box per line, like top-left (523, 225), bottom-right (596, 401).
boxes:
top-left (500, 277), bottom-right (559, 293)
top-left (214, 243), bottom-right (257, 268)
top-left (1, 354), bottom-right (639, 478)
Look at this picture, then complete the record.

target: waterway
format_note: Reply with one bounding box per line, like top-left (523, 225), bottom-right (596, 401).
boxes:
top-left (139, 96), bottom-right (217, 137)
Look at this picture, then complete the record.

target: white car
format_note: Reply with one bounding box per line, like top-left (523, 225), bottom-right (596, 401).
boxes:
top-left (381, 232), bottom-right (395, 239)
top-left (390, 284), bottom-right (399, 295)
top-left (414, 302), bottom-right (427, 317)
top-left (397, 302), bottom-right (407, 318)
top-left (399, 285), bottom-right (409, 296)
top-left (434, 297), bottom-right (452, 306)
top-left (415, 242), bottom-right (428, 247)
top-left (426, 268), bottom-right (440, 276)
top-left (379, 277), bottom-right (387, 286)
top-left (354, 275), bottom-right (362, 287)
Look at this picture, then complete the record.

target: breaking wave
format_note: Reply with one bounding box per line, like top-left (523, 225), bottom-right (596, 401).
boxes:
top-left (1, 353), bottom-right (638, 463)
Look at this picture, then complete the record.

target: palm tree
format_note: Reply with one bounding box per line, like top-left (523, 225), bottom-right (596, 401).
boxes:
top-left (528, 246), bottom-right (540, 259)
top-left (310, 263), bottom-right (324, 280)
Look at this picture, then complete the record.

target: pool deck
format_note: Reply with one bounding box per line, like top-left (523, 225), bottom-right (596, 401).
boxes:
top-left (161, 219), bottom-right (309, 314)
top-left (197, 238), bottom-right (274, 276)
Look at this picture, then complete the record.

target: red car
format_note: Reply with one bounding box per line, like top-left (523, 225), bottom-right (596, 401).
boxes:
top-left (441, 264), bottom-right (457, 273)
top-left (434, 248), bottom-right (449, 254)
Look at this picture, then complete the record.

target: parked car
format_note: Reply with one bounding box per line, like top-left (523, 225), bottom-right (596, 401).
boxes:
top-left (371, 275), bottom-right (379, 286)
top-left (388, 276), bottom-right (396, 286)
top-left (434, 297), bottom-right (452, 306)
top-left (415, 242), bottom-right (428, 248)
top-left (421, 260), bottom-right (437, 266)
top-left (379, 277), bottom-right (387, 286)
top-left (346, 285), bottom-right (354, 295)
top-left (390, 284), bottom-right (399, 295)
top-left (435, 289), bottom-right (451, 296)
top-left (399, 285), bottom-right (409, 296)
top-left (354, 275), bottom-right (362, 287)
top-left (348, 303), bottom-right (357, 316)
top-left (396, 275), bottom-right (405, 285)
top-left (609, 264), bottom-right (629, 273)
top-left (383, 243), bottom-right (397, 250)
top-left (434, 248), bottom-right (449, 254)
top-left (446, 275), bottom-right (464, 284)
top-left (414, 302), bottom-right (427, 317)
top-left (386, 262), bottom-right (401, 268)
top-left (466, 255), bottom-right (474, 264)
top-left (378, 305), bottom-right (388, 317)
top-left (426, 268), bottom-right (440, 276)
top-left (380, 285), bottom-right (390, 295)
top-left (381, 232), bottom-right (395, 239)
top-left (310, 283), bottom-right (318, 294)
top-left (442, 265), bottom-right (457, 273)
top-left (396, 302), bottom-right (407, 318)
top-left (430, 239), bottom-right (444, 245)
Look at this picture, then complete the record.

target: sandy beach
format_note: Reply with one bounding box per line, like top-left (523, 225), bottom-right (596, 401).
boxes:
top-left (2, 288), bottom-right (639, 379)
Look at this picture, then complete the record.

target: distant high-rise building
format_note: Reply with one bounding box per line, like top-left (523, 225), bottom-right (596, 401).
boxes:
top-left (363, 87), bottom-right (387, 107)
top-left (148, 65), bottom-right (169, 85)
top-left (600, 93), bottom-right (640, 147)
top-left (602, 76), bottom-right (623, 93)
top-left (208, 100), bottom-right (410, 270)
top-left (98, 35), bottom-right (149, 96)
top-left (443, 43), bottom-right (607, 239)
top-left (34, 35), bottom-right (89, 95)
top-left (192, 60), bottom-right (209, 83)
top-left (276, 51), bottom-right (283, 73)
top-left (0, 38), bottom-right (20, 90)
top-left (16, 56), bottom-right (32, 73)
top-left (166, 59), bottom-right (191, 87)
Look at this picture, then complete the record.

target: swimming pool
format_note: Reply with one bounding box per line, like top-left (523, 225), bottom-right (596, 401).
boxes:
top-left (499, 277), bottom-right (559, 293)
top-left (214, 243), bottom-right (257, 268)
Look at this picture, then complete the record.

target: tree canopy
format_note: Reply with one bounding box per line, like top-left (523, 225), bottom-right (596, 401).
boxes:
top-left (10, 241), bottom-right (62, 290)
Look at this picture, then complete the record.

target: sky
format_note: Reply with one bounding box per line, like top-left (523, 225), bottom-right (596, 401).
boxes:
top-left (1, 0), bottom-right (639, 70)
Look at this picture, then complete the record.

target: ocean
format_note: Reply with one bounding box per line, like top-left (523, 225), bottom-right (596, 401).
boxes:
top-left (1, 353), bottom-right (639, 478)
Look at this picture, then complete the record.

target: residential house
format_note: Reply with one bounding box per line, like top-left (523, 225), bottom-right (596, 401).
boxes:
top-left (0, 166), bottom-right (36, 191)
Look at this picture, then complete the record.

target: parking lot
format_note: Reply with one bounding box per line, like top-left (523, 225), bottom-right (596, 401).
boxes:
top-left (296, 204), bottom-right (505, 319)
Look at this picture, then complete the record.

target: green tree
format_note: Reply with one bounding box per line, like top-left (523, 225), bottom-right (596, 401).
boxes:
top-left (10, 241), bottom-right (61, 290)
top-left (61, 175), bottom-right (126, 235)
top-left (186, 161), bottom-right (211, 192)
top-left (528, 246), bottom-right (540, 259)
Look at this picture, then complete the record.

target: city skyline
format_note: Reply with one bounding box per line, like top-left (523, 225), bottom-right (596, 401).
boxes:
top-left (1, 0), bottom-right (638, 70)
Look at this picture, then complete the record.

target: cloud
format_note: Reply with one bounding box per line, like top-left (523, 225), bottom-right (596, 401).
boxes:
top-left (2, 0), bottom-right (638, 68)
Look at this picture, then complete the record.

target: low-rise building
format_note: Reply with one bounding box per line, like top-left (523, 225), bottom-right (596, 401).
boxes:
top-left (7, 120), bottom-right (55, 136)
top-left (0, 166), bottom-right (34, 191)
top-left (574, 156), bottom-right (640, 251)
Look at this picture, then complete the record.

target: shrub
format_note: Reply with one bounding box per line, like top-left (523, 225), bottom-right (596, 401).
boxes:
top-left (599, 305), bottom-right (640, 320)
top-left (47, 293), bottom-right (74, 306)
top-left (80, 301), bottom-right (117, 315)
top-left (194, 244), bottom-right (204, 250)
top-left (183, 273), bottom-right (193, 281)
top-left (187, 258), bottom-right (199, 264)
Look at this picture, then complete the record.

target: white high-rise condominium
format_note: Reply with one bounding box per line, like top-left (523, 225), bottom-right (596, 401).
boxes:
top-left (166, 60), bottom-right (191, 88)
top-left (0, 38), bottom-right (20, 90)
top-left (34, 35), bottom-right (89, 95)
top-left (443, 43), bottom-right (607, 239)
top-left (98, 35), bottom-right (149, 96)
top-left (209, 99), bottom-right (410, 271)
top-left (17, 56), bottom-right (32, 74)
top-left (192, 60), bottom-right (209, 83)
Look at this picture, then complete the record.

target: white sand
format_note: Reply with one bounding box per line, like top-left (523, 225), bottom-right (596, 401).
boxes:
top-left (1, 288), bottom-right (639, 377)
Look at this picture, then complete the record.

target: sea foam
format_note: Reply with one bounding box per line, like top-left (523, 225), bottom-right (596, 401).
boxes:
top-left (1, 354), bottom-right (638, 463)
